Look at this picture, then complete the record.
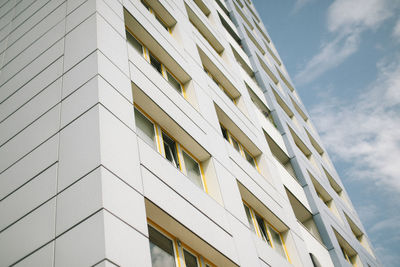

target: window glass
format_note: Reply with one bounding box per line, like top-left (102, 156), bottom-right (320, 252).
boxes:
top-left (150, 53), bottom-right (162, 74)
top-left (166, 71), bottom-right (182, 93)
top-left (135, 108), bottom-right (156, 149)
top-left (183, 249), bottom-right (199, 267)
top-left (243, 204), bottom-right (255, 232)
top-left (243, 149), bottom-right (256, 167)
top-left (255, 214), bottom-right (271, 245)
top-left (221, 125), bottom-right (228, 141)
top-left (182, 151), bottom-right (203, 189)
top-left (231, 137), bottom-right (240, 152)
top-left (148, 226), bottom-right (176, 267)
top-left (126, 30), bottom-right (143, 54)
top-left (269, 226), bottom-right (286, 258)
top-left (162, 133), bottom-right (179, 168)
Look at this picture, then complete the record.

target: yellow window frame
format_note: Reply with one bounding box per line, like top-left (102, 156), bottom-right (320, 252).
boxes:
top-left (243, 202), bottom-right (291, 263)
top-left (147, 219), bottom-right (182, 267)
top-left (221, 125), bottom-right (260, 173)
top-left (135, 104), bottom-right (208, 193)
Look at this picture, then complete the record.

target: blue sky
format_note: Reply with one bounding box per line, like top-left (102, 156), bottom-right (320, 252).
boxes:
top-left (252, 0), bottom-right (400, 266)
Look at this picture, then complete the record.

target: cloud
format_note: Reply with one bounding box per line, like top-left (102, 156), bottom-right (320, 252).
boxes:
top-left (295, 32), bottom-right (360, 84)
top-left (327, 0), bottom-right (393, 33)
top-left (292, 0), bottom-right (315, 13)
top-left (392, 19), bottom-right (400, 42)
top-left (309, 56), bottom-right (400, 192)
top-left (295, 0), bottom-right (397, 85)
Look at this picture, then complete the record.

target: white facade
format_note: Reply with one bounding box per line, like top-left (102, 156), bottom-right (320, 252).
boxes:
top-left (0, 0), bottom-right (379, 266)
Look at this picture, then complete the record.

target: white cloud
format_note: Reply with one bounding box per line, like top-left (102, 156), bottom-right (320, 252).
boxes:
top-left (327, 0), bottom-right (393, 33)
top-left (392, 19), bottom-right (400, 42)
top-left (295, 31), bottom-right (360, 84)
top-left (292, 0), bottom-right (315, 13)
top-left (295, 0), bottom-right (398, 85)
top-left (310, 56), bottom-right (400, 192)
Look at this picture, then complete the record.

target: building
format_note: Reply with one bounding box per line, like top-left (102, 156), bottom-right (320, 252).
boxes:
top-left (0, 0), bottom-right (379, 266)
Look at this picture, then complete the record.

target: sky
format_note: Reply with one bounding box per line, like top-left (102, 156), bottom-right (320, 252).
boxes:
top-left (252, 0), bottom-right (400, 266)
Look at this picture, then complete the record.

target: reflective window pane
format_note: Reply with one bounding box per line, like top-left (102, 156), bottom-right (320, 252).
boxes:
top-left (182, 151), bottom-right (203, 189)
top-left (135, 108), bottom-right (156, 149)
top-left (126, 30), bottom-right (143, 55)
top-left (162, 132), bottom-right (179, 168)
top-left (231, 137), bottom-right (240, 152)
top-left (244, 149), bottom-right (256, 167)
top-left (184, 249), bottom-right (199, 267)
top-left (269, 226), bottom-right (286, 258)
top-left (255, 214), bottom-right (271, 246)
top-left (167, 71), bottom-right (182, 93)
top-left (221, 125), bottom-right (228, 141)
top-left (244, 204), bottom-right (255, 232)
top-left (150, 53), bottom-right (162, 74)
top-left (148, 226), bottom-right (176, 267)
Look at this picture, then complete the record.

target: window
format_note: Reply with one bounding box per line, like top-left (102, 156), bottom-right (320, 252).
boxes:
top-left (243, 202), bottom-right (290, 261)
top-left (149, 225), bottom-right (176, 267)
top-left (135, 106), bottom-right (206, 191)
top-left (220, 124), bottom-right (259, 172)
top-left (141, 0), bottom-right (170, 32)
top-left (148, 222), bottom-right (218, 267)
top-left (148, 223), bottom-right (217, 267)
top-left (135, 108), bottom-right (156, 149)
top-left (162, 132), bottom-right (179, 168)
top-left (183, 249), bottom-right (199, 267)
top-left (204, 68), bottom-right (236, 104)
top-left (126, 29), bottom-right (185, 98)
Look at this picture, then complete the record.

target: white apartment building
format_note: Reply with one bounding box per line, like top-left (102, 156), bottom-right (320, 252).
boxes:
top-left (0, 0), bottom-right (379, 266)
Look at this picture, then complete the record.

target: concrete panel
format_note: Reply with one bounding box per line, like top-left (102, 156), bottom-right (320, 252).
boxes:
top-left (3, 4), bottom-right (66, 67)
top-left (58, 105), bottom-right (101, 191)
top-left (98, 105), bottom-right (141, 191)
top-left (138, 139), bottom-right (230, 232)
top-left (103, 210), bottom-right (152, 267)
top-left (98, 50), bottom-right (132, 101)
top-left (101, 167), bottom-right (147, 235)
top-left (0, 135), bottom-right (59, 200)
top-left (0, 78), bottom-right (62, 145)
top-left (0, 164), bottom-right (57, 231)
top-left (0, 104), bottom-right (60, 173)
top-left (65, 0), bottom-right (96, 33)
top-left (97, 13), bottom-right (129, 75)
top-left (9, 0), bottom-right (65, 45)
top-left (56, 168), bottom-right (103, 235)
top-left (63, 13), bottom-right (97, 71)
top-left (142, 166), bottom-right (238, 263)
top-left (228, 213), bottom-right (261, 267)
top-left (62, 51), bottom-right (97, 98)
top-left (13, 242), bottom-right (54, 267)
top-left (0, 57), bottom-right (63, 122)
top-left (0, 199), bottom-right (56, 267)
top-left (0, 39), bottom-right (64, 103)
top-left (54, 210), bottom-right (106, 267)
top-left (60, 76), bottom-right (99, 128)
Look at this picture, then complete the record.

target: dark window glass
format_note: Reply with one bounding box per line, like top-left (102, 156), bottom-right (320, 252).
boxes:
top-left (255, 214), bottom-right (271, 245)
top-left (183, 249), bottom-right (199, 267)
top-left (162, 132), bottom-right (179, 168)
top-left (150, 53), bottom-right (162, 74)
top-left (221, 125), bottom-right (228, 140)
top-left (126, 30), bottom-right (143, 54)
top-left (244, 204), bottom-right (255, 232)
top-left (166, 71), bottom-right (182, 93)
top-left (148, 226), bottom-right (176, 267)
top-left (244, 149), bottom-right (256, 167)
